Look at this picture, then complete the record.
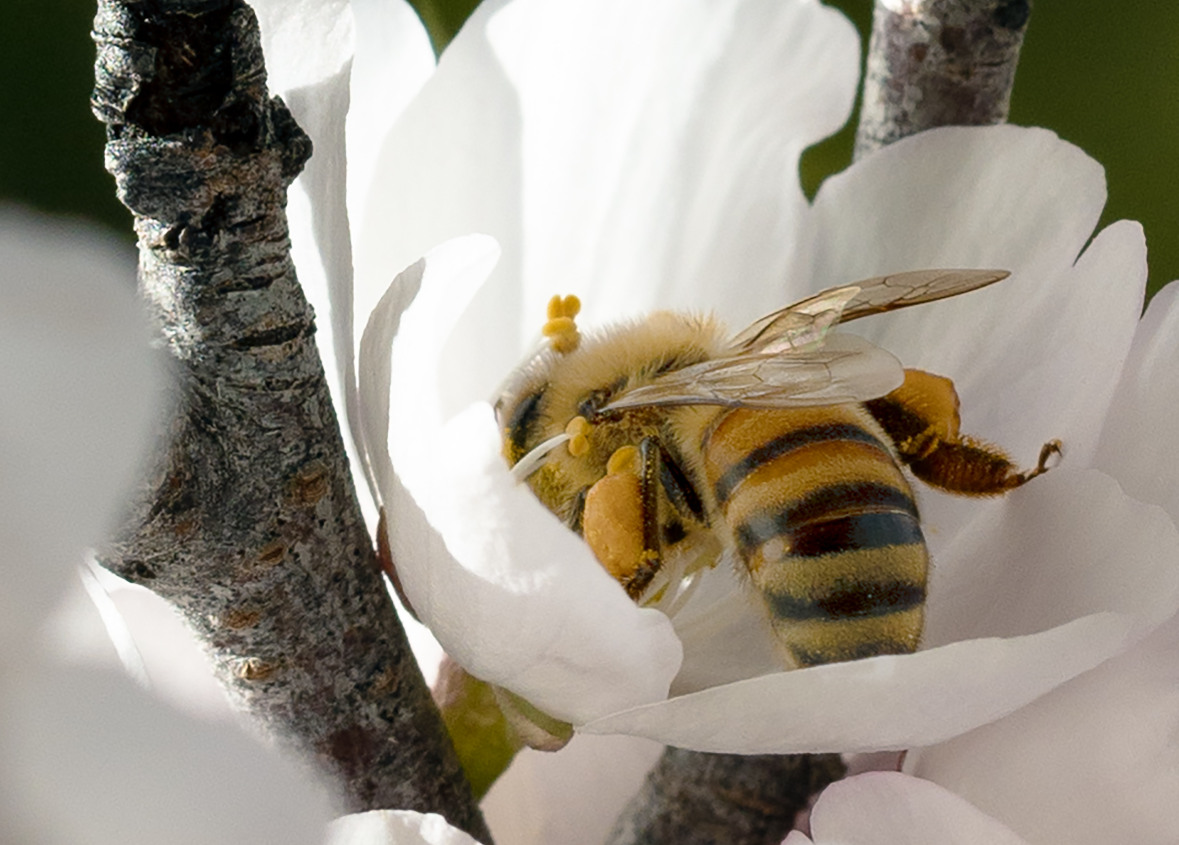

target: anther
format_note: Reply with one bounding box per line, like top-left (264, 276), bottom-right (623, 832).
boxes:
top-left (606, 445), bottom-right (640, 475)
top-left (543, 294), bottom-right (582, 354)
top-left (565, 416), bottom-right (591, 457)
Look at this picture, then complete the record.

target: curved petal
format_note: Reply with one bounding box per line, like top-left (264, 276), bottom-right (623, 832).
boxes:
top-left (804, 125), bottom-right (1106, 292)
top-left (262, 0), bottom-right (433, 491)
top-left (908, 612), bottom-right (1179, 845)
top-left (347, 0), bottom-right (437, 231)
top-left (364, 238), bottom-right (682, 724)
top-left (482, 734), bottom-right (662, 845)
top-left (804, 128), bottom-right (1140, 460)
top-left (0, 208), bottom-right (161, 647)
top-left (253, 0), bottom-right (354, 94)
top-left (582, 613), bottom-right (1126, 754)
top-left (803, 126), bottom-right (1144, 545)
top-left (352, 0), bottom-right (861, 390)
top-left (1095, 279), bottom-right (1179, 519)
top-left (807, 772), bottom-right (1030, 845)
top-left (0, 665), bottom-right (336, 845)
top-left (327, 810), bottom-right (483, 845)
top-left (582, 467), bottom-right (1179, 753)
top-left (924, 467), bottom-right (1178, 647)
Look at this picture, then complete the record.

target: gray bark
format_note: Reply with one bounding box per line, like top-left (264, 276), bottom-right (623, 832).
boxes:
top-left (855, 0), bottom-right (1031, 159)
top-left (605, 750), bottom-right (846, 845)
top-left (90, 1), bottom-right (491, 840)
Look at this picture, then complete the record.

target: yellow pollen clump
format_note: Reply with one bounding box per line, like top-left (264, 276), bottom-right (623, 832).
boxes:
top-left (584, 472), bottom-right (644, 582)
top-left (606, 445), bottom-right (640, 476)
top-left (565, 416), bottom-right (591, 457)
top-left (543, 294), bottom-right (582, 354)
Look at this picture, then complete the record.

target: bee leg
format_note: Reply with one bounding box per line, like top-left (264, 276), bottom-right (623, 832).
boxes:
top-left (865, 368), bottom-right (1062, 496)
top-left (622, 438), bottom-right (665, 600)
top-left (581, 442), bottom-right (663, 600)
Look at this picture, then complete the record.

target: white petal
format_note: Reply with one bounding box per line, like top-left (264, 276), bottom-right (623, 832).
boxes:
top-left (74, 570), bottom-right (233, 722)
top-left (805, 125), bottom-right (1106, 290)
top-left (362, 238), bottom-right (682, 724)
top-left (804, 128), bottom-right (1140, 459)
top-left (347, 0), bottom-right (436, 230)
top-left (482, 733), bottom-right (662, 845)
top-left (352, 0), bottom-right (860, 369)
top-left (0, 665), bottom-right (336, 845)
top-left (270, 0), bottom-right (432, 501)
top-left (583, 468), bottom-right (1179, 753)
top-left (253, 0), bottom-right (354, 94)
top-left (808, 772), bottom-right (1030, 845)
top-left (326, 810), bottom-right (483, 845)
top-left (0, 208), bottom-right (161, 646)
top-left (802, 126), bottom-right (1145, 546)
top-left (284, 66), bottom-right (361, 463)
top-left (582, 613), bottom-right (1124, 753)
top-left (925, 467), bottom-right (1178, 647)
top-left (908, 611), bottom-right (1179, 845)
top-left (1094, 279), bottom-right (1179, 519)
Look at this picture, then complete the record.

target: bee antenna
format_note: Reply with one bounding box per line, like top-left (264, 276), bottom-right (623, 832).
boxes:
top-left (510, 432), bottom-right (572, 482)
top-left (543, 294), bottom-right (581, 354)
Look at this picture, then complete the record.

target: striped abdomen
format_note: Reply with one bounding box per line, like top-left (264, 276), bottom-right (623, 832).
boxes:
top-left (701, 405), bottom-right (927, 668)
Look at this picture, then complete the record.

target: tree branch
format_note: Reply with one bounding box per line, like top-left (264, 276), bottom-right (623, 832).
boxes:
top-left (605, 750), bottom-right (846, 845)
top-left (90, 1), bottom-right (490, 840)
top-left (855, 0), bottom-right (1031, 159)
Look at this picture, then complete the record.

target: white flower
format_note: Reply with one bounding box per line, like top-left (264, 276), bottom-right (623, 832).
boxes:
top-left (258, 0), bottom-right (1179, 756)
top-left (0, 207), bottom-right (339, 844)
top-left (327, 809), bottom-right (485, 845)
top-left (784, 771), bottom-right (1032, 845)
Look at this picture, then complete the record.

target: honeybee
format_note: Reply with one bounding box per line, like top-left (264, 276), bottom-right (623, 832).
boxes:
top-left (494, 271), bottom-right (1061, 669)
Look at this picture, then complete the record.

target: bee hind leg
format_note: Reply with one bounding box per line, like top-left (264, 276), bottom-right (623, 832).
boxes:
top-left (865, 368), bottom-right (1062, 497)
top-left (582, 440), bottom-right (665, 600)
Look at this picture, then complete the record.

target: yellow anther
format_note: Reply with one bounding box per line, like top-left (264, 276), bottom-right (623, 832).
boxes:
top-left (565, 416), bottom-right (591, 457)
top-left (606, 445), bottom-right (640, 476)
top-left (543, 294), bottom-right (582, 354)
top-left (542, 316), bottom-right (577, 338)
top-left (547, 294), bottom-right (581, 321)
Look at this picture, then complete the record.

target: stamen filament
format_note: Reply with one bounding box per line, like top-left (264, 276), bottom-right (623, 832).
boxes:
top-left (510, 432), bottom-right (572, 482)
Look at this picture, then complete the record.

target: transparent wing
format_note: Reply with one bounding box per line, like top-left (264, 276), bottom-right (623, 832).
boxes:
top-left (727, 284), bottom-right (862, 353)
top-left (838, 268), bottom-right (1009, 323)
top-left (728, 269), bottom-right (1009, 354)
top-left (600, 333), bottom-right (904, 412)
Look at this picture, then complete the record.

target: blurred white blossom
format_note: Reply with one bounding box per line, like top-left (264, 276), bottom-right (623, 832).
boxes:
top-left (0, 207), bottom-right (339, 844)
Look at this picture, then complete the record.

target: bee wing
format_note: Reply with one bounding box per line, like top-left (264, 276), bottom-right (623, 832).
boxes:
top-left (600, 333), bottom-right (904, 412)
top-left (838, 268), bottom-right (1010, 323)
top-left (727, 284), bottom-right (863, 353)
top-left (728, 269), bottom-right (1009, 353)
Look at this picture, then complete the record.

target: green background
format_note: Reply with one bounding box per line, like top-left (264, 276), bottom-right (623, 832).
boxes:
top-left (4, 0), bottom-right (1174, 298)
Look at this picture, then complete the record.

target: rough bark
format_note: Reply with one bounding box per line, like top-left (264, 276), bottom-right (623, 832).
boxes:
top-left (855, 0), bottom-right (1031, 159)
top-left (605, 750), bottom-right (846, 845)
top-left (90, 1), bottom-right (491, 840)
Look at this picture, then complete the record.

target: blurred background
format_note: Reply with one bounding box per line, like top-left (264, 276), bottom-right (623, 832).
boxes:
top-left (4, 0), bottom-right (1174, 298)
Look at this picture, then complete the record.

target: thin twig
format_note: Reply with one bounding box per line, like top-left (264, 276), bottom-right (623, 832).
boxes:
top-left (90, 1), bottom-right (490, 839)
top-left (855, 0), bottom-right (1031, 159)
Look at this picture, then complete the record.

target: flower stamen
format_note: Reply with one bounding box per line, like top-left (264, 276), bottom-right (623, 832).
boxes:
top-left (510, 432), bottom-right (572, 482)
top-left (543, 294), bottom-right (581, 354)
